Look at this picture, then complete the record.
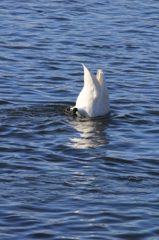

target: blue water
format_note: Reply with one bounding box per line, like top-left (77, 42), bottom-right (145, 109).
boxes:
top-left (0, 1), bottom-right (159, 239)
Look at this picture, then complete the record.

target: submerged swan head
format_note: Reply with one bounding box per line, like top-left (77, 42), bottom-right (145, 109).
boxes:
top-left (70, 64), bottom-right (110, 118)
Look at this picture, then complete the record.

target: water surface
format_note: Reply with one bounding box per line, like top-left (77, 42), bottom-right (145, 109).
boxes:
top-left (0, 1), bottom-right (159, 239)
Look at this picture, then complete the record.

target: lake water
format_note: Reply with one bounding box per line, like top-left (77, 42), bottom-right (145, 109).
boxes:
top-left (0, 1), bottom-right (159, 239)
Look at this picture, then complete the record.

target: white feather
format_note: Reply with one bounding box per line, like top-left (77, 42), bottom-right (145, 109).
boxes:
top-left (72, 64), bottom-right (110, 118)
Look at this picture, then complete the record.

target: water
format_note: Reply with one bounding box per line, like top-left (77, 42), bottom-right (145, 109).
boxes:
top-left (0, 0), bottom-right (159, 239)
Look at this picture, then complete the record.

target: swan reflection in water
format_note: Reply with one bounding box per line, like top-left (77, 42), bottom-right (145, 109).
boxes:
top-left (68, 117), bottom-right (109, 149)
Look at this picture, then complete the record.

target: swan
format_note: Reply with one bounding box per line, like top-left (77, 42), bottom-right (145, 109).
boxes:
top-left (69, 64), bottom-right (110, 118)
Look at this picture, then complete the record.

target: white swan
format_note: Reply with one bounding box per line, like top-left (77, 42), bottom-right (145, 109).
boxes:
top-left (71, 64), bottom-right (110, 118)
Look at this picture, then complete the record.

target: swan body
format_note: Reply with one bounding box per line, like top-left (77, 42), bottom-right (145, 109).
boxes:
top-left (72, 64), bottom-right (110, 118)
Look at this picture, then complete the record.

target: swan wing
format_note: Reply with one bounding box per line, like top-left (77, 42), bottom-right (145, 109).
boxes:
top-left (76, 64), bottom-right (100, 107)
top-left (73, 64), bottom-right (109, 118)
top-left (96, 70), bottom-right (110, 116)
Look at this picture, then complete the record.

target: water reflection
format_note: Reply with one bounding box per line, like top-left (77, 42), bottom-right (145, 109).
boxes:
top-left (68, 117), bottom-right (109, 149)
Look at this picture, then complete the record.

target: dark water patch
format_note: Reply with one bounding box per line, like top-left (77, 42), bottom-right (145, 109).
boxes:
top-left (91, 44), bottom-right (112, 49)
top-left (0, 100), bottom-right (12, 106)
